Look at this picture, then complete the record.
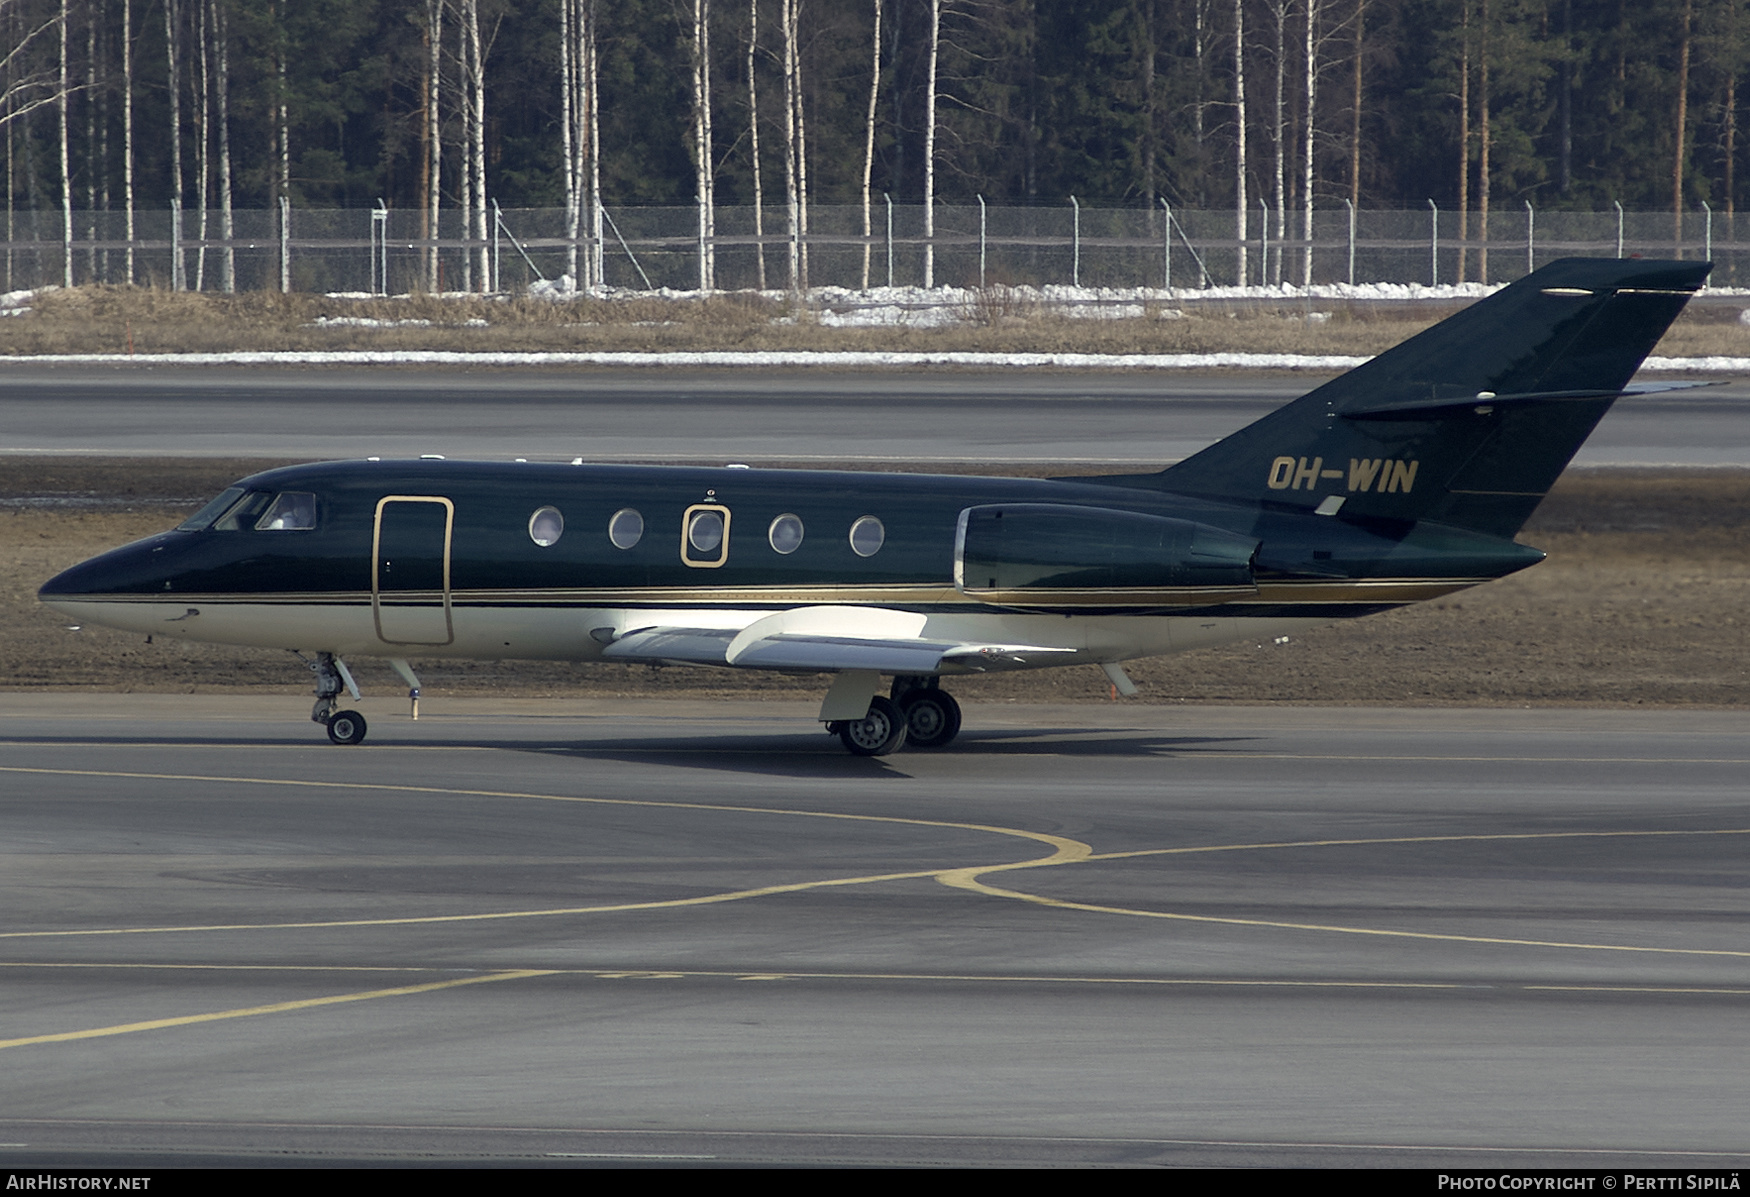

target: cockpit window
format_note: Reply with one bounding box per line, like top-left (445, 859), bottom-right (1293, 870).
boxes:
top-left (177, 487), bottom-right (245, 532)
top-left (255, 492), bottom-right (318, 531)
top-left (211, 491), bottom-right (274, 531)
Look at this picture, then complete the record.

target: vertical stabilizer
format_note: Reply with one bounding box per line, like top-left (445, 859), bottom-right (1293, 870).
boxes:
top-left (1156, 258), bottom-right (1710, 537)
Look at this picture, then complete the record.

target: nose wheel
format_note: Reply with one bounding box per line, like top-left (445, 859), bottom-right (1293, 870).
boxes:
top-left (325, 709), bottom-right (369, 745)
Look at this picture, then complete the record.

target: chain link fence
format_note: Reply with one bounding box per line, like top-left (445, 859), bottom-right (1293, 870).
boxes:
top-left (2, 203), bottom-right (1743, 295)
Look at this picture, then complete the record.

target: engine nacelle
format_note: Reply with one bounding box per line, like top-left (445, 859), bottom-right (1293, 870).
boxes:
top-left (953, 503), bottom-right (1259, 609)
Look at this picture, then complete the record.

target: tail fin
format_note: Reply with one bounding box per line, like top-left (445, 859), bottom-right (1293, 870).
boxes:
top-left (1155, 258), bottom-right (1710, 537)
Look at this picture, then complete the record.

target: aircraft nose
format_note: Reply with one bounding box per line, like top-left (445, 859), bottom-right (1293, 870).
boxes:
top-left (38, 535), bottom-right (179, 604)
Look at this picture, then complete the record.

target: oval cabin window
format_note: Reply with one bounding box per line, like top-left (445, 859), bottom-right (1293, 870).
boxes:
top-left (608, 508), bottom-right (644, 549)
top-left (849, 515), bottom-right (885, 557)
top-left (768, 513), bottom-right (804, 554)
top-left (528, 506), bottom-right (564, 547)
top-left (688, 509), bottom-right (724, 554)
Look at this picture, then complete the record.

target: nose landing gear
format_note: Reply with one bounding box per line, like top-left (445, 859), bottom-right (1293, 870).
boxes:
top-left (301, 651), bottom-right (368, 745)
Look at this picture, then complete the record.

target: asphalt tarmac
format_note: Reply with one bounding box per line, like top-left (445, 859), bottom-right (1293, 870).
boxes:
top-left (1, 364), bottom-right (1748, 466)
top-left (3, 696), bottom-right (1748, 1167)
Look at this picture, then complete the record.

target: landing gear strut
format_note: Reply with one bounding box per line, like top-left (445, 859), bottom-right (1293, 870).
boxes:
top-left (303, 651), bottom-right (368, 746)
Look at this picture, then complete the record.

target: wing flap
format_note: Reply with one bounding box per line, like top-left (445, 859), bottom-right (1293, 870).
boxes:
top-left (600, 626), bottom-right (737, 666)
top-left (601, 606), bottom-right (1079, 674)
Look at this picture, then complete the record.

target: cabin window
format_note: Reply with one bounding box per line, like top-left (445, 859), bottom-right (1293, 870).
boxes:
top-left (768, 513), bottom-right (804, 554)
top-left (211, 491), bottom-right (274, 532)
top-left (528, 506), bottom-right (564, 547)
top-left (255, 492), bottom-right (318, 531)
top-left (681, 504), bottom-right (731, 568)
top-left (178, 487), bottom-right (244, 531)
top-left (849, 515), bottom-right (885, 557)
top-left (689, 510), bottom-right (724, 554)
top-left (608, 507), bottom-right (643, 549)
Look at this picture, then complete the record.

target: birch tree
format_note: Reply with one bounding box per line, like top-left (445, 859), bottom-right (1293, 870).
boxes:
top-left (1300, 0), bottom-right (1321, 285)
top-left (860, 0), bottom-right (880, 290)
top-left (1270, 0), bottom-right (1287, 285)
top-left (1233, 0), bottom-right (1247, 285)
top-left (689, 0), bottom-right (714, 291)
top-left (57, 0), bottom-right (67, 286)
top-left (780, 0), bottom-right (801, 291)
top-left (165, 0), bottom-right (183, 288)
top-left (422, 0), bottom-right (440, 290)
top-left (923, 0), bottom-right (939, 289)
top-left (212, 0), bottom-right (232, 292)
top-left (560, 0), bottom-right (592, 287)
top-left (747, 0), bottom-right (765, 289)
top-left (123, 0), bottom-right (134, 283)
top-left (194, 0), bottom-right (208, 290)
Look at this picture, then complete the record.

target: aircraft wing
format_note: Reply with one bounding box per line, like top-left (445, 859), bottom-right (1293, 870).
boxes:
top-left (600, 605), bottom-right (1078, 674)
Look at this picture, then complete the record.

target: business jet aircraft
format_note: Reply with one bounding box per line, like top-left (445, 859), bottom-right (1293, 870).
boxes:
top-left (39, 257), bottom-right (1708, 754)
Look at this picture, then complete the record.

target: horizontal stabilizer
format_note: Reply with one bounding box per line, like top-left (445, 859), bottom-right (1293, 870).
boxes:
top-left (1346, 379), bottom-right (1727, 420)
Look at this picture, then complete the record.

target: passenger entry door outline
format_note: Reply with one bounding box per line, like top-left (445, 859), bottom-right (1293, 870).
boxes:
top-left (681, 503), bottom-right (732, 568)
top-left (373, 495), bottom-right (456, 645)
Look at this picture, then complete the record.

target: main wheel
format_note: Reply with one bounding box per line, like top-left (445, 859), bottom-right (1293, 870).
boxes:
top-left (900, 689), bottom-right (962, 748)
top-left (837, 695), bottom-right (907, 757)
top-left (326, 709), bottom-right (368, 745)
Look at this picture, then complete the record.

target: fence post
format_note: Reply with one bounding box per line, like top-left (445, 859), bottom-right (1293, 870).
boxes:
top-left (1427, 199), bottom-right (1438, 286)
top-left (1160, 197), bottom-right (1171, 290)
top-left (1344, 198), bottom-right (1356, 285)
top-left (372, 199), bottom-right (389, 295)
top-left (1703, 200), bottom-right (1713, 269)
top-left (1070, 195), bottom-right (1080, 287)
top-left (171, 197), bottom-right (183, 291)
top-left (278, 196), bottom-right (290, 292)
top-left (884, 193), bottom-right (893, 288)
top-left (1525, 199), bottom-right (1534, 276)
top-left (977, 194), bottom-right (986, 289)
top-left (1615, 200), bottom-right (1624, 258)
top-left (491, 198), bottom-right (502, 293)
top-left (1259, 196), bottom-right (1270, 286)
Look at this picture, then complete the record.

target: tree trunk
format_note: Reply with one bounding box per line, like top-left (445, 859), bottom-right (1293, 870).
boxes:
top-left (923, 0), bottom-right (939, 289)
top-left (1348, 0), bottom-right (1362, 208)
top-left (123, 0), bottom-right (134, 284)
top-left (1233, 0), bottom-right (1247, 286)
top-left (1142, 0), bottom-right (1155, 207)
top-left (861, 0), bottom-right (880, 290)
top-left (1301, 0), bottom-right (1319, 286)
top-left (167, 0), bottom-right (183, 288)
top-left (57, 0), bottom-right (68, 288)
top-left (1478, 0), bottom-right (1490, 284)
top-left (214, 0), bottom-right (232, 293)
top-left (1457, 0), bottom-right (1469, 283)
top-left (424, 0), bottom-right (441, 291)
top-left (588, 5), bottom-right (602, 287)
top-left (1674, 0), bottom-right (1691, 250)
top-left (690, 0), bottom-right (714, 291)
top-left (1270, 0), bottom-right (1284, 286)
top-left (748, 0), bottom-right (765, 289)
top-left (195, 0), bottom-right (209, 291)
top-left (781, 0), bottom-right (799, 292)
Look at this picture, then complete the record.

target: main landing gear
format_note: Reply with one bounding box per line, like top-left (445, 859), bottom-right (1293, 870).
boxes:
top-left (304, 651), bottom-right (368, 746)
top-left (831, 678), bottom-right (963, 757)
